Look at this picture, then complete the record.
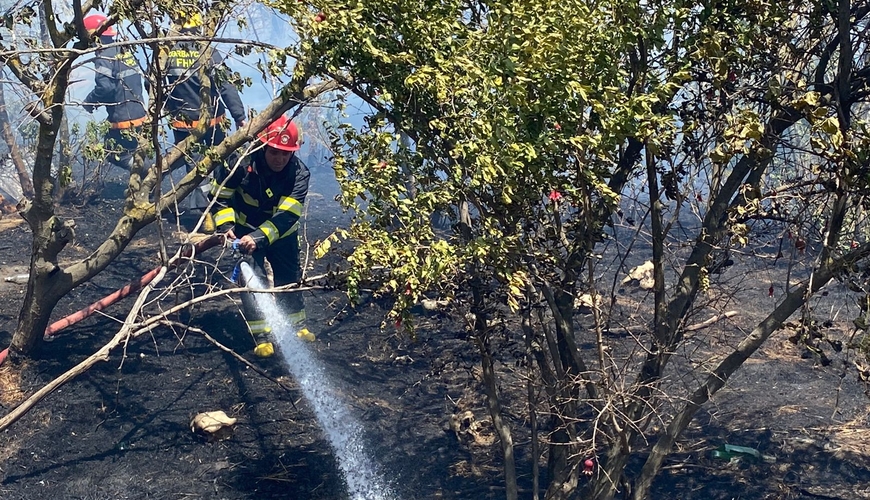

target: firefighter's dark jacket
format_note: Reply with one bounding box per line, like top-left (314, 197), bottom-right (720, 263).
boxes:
top-left (163, 28), bottom-right (246, 126)
top-left (210, 150), bottom-right (310, 247)
top-left (84, 36), bottom-right (146, 124)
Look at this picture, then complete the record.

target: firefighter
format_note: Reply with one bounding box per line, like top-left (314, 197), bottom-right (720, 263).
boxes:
top-left (164, 12), bottom-right (246, 229)
top-left (210, 115), bottom-right (312, 357)
top-left (82, 14), bottom-right (147, 170)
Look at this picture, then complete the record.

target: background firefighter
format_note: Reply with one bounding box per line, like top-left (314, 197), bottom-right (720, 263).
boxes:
top-left (210, 116), bottom-right (312, 358)
top-left (163, 12), bottom-right (246, 224)
top-left (82, 14), bottom-right (147, 171)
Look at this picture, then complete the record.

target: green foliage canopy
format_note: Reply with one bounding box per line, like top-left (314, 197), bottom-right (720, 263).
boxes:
top-left (281, 0), bottom-right (682, 322)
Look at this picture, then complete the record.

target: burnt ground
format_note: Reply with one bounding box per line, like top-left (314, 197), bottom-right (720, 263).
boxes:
top-left (0, 169), bottom-right (868, 499)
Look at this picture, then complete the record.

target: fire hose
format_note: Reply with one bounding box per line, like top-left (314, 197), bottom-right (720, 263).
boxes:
top-left (0, 234), bottom-right (225, 366)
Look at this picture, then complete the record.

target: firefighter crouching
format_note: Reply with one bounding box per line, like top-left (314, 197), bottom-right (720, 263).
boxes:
top-left (210, 116), bottom-right (313, 357)
top-left (82, 14), bottom-right (147, 170)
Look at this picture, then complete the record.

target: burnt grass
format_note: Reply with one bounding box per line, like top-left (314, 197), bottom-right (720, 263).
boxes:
top-left (0, 169), bottom-right (868, 499)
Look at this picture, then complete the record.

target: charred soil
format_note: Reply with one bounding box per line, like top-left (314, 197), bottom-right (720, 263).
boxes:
top-left (0, 173), bottom-right (868, 499)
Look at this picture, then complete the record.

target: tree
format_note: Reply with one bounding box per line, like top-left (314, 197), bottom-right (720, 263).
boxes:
top-left (276, 0), bottom-right (870, 498)
top-left (0, 64), bottom-right (34, 199)
top-left (0, 0), bottom-right (318, 358)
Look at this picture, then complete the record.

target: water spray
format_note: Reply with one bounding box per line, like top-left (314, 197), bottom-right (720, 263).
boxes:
top-left (236, 253), bottom-right (397, 500)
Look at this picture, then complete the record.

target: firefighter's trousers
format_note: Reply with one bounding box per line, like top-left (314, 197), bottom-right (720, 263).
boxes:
top-left (238, 232), bottom-right (306, 341)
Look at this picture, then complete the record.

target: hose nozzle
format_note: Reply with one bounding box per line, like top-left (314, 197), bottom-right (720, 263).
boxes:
top-left (229, 239), bottom-right (243, 283)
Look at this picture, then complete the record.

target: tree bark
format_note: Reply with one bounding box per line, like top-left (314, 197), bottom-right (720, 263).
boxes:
top-left (0, 72), bottom-right (33, 199)
top-left (540, 284), bottom-right (584, 500)
top-left (475, 328), bottom-right (518, 500)
top-left (469, 277), bottom-right (518, 500)
top-left (11, 58), bottom-right (69, 353)
top-left (522, 308), bottom-right (540, 500)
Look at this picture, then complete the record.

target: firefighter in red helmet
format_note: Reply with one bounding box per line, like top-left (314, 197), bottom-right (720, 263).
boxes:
top-left (210, 115), bottom-right (312, 357)
top-left (82, 14), bottom-right (146, 170)
top-left (82, 13), bottom-right (116, 36)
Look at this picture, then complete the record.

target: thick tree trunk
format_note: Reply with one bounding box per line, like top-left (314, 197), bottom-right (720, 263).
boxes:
top-left (545, 427), bottom-right (579, 500)
top-left (11, 215), bottom-right (71, 353)
top-left (12, 94), bottom-right (68, 354)
top-left (10, 2), bottom-right (78, 353)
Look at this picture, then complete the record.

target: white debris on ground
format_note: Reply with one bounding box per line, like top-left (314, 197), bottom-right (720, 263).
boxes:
top-left (191, 410), bottom-right (237, 441)
top-left (622, 260), bottom-right (655, 290)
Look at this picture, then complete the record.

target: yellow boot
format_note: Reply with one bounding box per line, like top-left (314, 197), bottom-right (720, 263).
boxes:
top-left (253, 341), bottom-right (275, 358)
top-left (252, 329), bottom-right (276, 357)
top-left (296, 328), bottom-right (316, 342)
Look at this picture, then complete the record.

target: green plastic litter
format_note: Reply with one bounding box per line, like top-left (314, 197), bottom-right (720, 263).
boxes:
top-left (711, 444), bottom-right (776, 463)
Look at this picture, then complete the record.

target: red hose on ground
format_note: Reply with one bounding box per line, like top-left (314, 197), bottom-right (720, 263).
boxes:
top-left (0, 234), bottom-right (224, 366)
top-left (43, 266), bottom-right (164, 337)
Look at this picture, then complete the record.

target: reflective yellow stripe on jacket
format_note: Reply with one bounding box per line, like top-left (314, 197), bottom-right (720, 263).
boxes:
top-left (254, 195), bottom-right (303, 244)
top-left (246, 319), bottom-right (271, 334)
top-left (256, 219), bottom-right (300, 244)
top-left (275, 195), bottom-right (303, 217)
top-left (258, 220), bottom-right (280, 244)
top-left (214, 207), bottom-right (235, 227)
top-left (210, 179), bottom-right (236, 227)
top-left (241, 192), bottom-right (259, 208)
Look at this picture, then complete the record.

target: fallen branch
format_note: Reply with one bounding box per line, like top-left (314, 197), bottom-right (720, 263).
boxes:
top-left (684, 311), bottom-right (738, 332)
top-left (42, 234), bottom-right (224, 338)
top-left (606, 311), bottom-right (738, 336)
top-left (0, 235), bottom-right (226, 366)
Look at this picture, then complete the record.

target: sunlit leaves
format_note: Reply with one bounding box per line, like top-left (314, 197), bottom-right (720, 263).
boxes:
top-left (314, 229), bottom-right (348, 259)
top-left (273, 0), bottom-right (693, 324)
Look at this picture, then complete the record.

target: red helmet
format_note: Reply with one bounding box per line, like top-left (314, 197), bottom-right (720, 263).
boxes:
top-left (258, 116), bottom-right (300, 152)
top-left (83, 14), bottom-right (116, 36)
